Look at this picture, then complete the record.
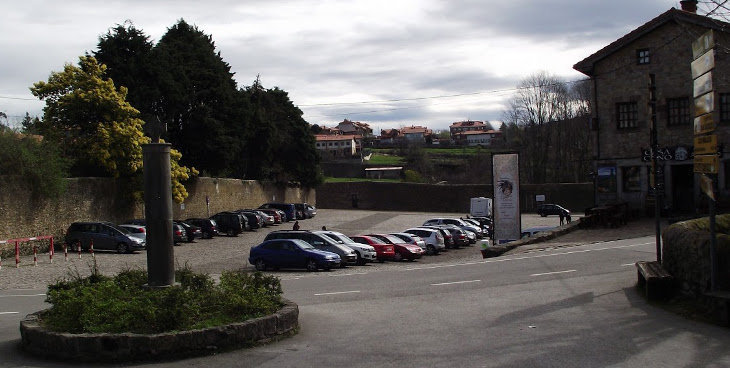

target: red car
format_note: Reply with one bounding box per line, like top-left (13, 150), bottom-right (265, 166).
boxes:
top-left (351, 235), bottom-right (396, 262)
top-left (366, 234), bottom-right (424, 261)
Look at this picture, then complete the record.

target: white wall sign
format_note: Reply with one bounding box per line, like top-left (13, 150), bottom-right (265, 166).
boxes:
top-left (492, 153), bottom-right (521, 244)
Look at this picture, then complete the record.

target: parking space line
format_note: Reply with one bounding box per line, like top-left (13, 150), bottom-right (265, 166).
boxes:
top-left (530, 270), bottom-right (576, 277)
top-left (431, 280), bottom-right (481, 286)
top-left (314, 290), bottom-right (360, 296)
top-left (621, 263), bottom-right (636, 267)
top-left (0, 312), bottom-right (20, 315)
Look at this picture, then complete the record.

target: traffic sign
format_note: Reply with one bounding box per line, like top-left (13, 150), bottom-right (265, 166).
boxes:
top-left (694, 154), bottom-right (719, 174)
top-left (692, 30), bottom-right (715, 60)
top-left (692, 49), bottom-right (715, 78)
top-left (694, 114), bottom-right (716, 135)
top-left (694, 71), bottom-right (713, 97)
top-left (694, 134), bottom-right (718, 155)
top-left (694, 92), bottom-right (715, 116)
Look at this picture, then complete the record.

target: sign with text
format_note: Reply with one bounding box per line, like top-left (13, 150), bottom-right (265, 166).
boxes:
top-left (492, 153), bottom-right (521, 244)
top-left (694, 114), bottom-right (716, 135)
top-left (692, 30), bottom-right (715, 60)
top-left (694, 71), bottom-right (713, 97)
top-left (694, 92), bottom-right (715, 117)
top-left (694, 134), bottom-right (718, 155)
top-left (691, 49), bottom-right (715, 79)
top-left (694, 154), bottom-right (719, 174)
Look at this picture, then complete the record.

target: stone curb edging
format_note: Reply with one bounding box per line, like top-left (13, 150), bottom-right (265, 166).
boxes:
top-left (19, 298), bottom-right (299, 362)
top-left (482, 218), bottom-right (583, 257)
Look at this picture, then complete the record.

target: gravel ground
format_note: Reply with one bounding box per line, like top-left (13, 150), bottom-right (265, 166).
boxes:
top-left (0, 209), bottom-right (595, 290)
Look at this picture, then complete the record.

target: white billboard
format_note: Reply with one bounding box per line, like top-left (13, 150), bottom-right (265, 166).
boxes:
top-left (492, 153), bottom-right (521, 243)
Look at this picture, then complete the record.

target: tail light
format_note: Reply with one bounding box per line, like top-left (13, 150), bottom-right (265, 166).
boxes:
top-left (139, 228), bottom-right (145, 233)
top-left (175, 229), bottom-right (182, 236)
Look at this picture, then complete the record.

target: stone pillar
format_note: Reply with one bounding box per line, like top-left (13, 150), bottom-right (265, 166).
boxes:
top-left (143, 143), bottom-right (175, 287)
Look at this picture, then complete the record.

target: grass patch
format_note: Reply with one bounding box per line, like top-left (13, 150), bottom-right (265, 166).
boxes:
top-left (366, 154), bottom-right (404, 165)
top-left (41, 266), bottom-right (283, 334)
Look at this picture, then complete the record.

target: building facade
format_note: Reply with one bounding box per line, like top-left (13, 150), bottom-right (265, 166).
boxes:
top-left (574, 2), bottom-right (730, 213)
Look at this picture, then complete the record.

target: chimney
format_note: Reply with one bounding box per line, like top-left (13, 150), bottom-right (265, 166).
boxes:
top-left (680, 0), bottom-right (698, 13)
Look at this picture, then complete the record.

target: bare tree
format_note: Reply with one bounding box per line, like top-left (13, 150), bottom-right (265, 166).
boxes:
top-left (502, 73), bottom-right (593, 184)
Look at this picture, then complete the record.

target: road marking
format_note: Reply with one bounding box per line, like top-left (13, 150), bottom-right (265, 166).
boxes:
top-left (431, 279), bottom-right (481, 286)
top-left (330, 272), bottom-right (369, 277)
top-left (621, 263), bottom-right (636, 267)
top-left (0, 294), bottom-right (46, 298)
top-left (314, 290), bottom-right (360, 296)
top-left (530, 270), bottom-right (576, 277)
top-left (0, 312), bottom-right (19, 315)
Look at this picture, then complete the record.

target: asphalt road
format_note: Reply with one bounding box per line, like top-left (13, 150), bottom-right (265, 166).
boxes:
top-left (2, 233), bottom-right (729, 367)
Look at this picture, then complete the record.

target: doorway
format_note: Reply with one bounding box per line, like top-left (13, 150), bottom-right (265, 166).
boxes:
top-left (671, 164), bottom-right (694, 213)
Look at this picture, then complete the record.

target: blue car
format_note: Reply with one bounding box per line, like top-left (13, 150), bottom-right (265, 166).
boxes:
top-left (249, 239), bottom-right (341, 271)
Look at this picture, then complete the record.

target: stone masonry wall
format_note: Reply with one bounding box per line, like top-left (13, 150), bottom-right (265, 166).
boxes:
top-left (317, 182), bottom-right (593, 213)
top-left (0, 176), bottom-right (315, 252)
top-left (662, 215), bottom-right (730, 296)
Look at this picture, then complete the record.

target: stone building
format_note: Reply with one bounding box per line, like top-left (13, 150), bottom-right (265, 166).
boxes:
top-left (573, 1), bottom-right (730, 214)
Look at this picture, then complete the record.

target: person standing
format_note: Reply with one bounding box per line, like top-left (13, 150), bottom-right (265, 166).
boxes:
top-left (559, 211), bottom-right (565, 226)
top-left (293, 221), bottom-right (300, 230)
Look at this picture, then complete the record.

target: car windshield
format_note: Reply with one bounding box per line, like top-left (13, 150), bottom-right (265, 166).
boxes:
top-left (321, 233), bottom-right (344, 244)
top-left (365, 236), bottom-right (387, 245)
top-left (291, 239), bottom-right (314, 250)
top-left (331, 232), bottom-right (356, 243)
top-left (380, 234), bottom-right (403, 244)
top-left (109, 224), bottom-right (130, 234)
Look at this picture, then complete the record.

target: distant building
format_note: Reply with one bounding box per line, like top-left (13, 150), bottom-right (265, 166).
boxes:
top-left (314, 134), bottom-right (358, 157)
top-left (337, 119), bottom-right (373, 138)
top-left (453, 130), bottom-right (502, 146)
top-left (400, 125), bottom-right (433, 143)
top-left (449, 121), bottom-right (489, 140)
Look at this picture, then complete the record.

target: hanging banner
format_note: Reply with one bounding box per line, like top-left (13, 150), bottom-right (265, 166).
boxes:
top-left (492, 153), bottom-right (521, 244)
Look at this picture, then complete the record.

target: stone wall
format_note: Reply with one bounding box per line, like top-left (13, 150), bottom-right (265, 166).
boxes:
top-left (316, 182), bottom-right (593, 213)
top-left (662, 215), bottom-right (730, 296)
top-left (0, 176), bottom-right (315, 249)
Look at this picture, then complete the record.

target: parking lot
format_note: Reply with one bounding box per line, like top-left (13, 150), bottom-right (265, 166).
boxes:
top-left (1, 209), bottom-right (565, 290)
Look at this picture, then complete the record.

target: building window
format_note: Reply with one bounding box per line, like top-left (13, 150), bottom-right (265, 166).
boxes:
top-left (622, 166), bottom-right (641, 192)
top-left (616, 102), bottom-right (638, 129)
top-left (720, 93), bottom-right (730, 122)
top-left (667, 97), bottom-right (690, 126)
top-left (637, 49), bottom-right (650, 64)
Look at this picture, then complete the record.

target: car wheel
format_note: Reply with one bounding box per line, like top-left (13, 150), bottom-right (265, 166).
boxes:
top-left (306, 259), bottom-right (318, 272)
top-left (394, 252), bottom-right (403, 262)
top-left (355, 252), bottom-right (364, 265)
top-left (116, 243), bottom-right (129, 254)
top-left (254, 259), bottom-right (267, 271)
top-left (426, 244), bottom-right (435, 255)
top-left (227, 229), bottom-right (235, 237)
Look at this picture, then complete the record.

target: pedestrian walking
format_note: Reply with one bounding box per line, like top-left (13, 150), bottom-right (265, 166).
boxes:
top-left (321, 225), bottom-right (327, 231)
top-left (566, 212), bottom-right (572, 223)
top-left (559, 211), bottom-right (565, 226)
top-left (293, 221), bottom-right (300, 230)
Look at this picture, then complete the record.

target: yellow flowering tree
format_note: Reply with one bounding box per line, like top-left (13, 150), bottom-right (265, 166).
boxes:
top-left (30, 55), bottom-right (196, 202)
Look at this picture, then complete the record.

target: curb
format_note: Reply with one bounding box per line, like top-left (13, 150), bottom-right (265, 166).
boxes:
top-left (19, 298), bottom-right (299, 362)
top-left (483, 219), bottom-right (583, 257)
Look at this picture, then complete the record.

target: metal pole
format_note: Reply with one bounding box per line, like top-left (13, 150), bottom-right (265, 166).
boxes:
top-left (649, 74), bottom-right (662, 263)
top-left (143, 143), bottom-right (175, 288)
top-left (709, 175), bottom-right (718, 291)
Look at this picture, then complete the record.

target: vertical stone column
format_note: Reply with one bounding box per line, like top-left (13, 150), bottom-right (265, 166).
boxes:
top-left (143, 143), bottom-right (175, 287)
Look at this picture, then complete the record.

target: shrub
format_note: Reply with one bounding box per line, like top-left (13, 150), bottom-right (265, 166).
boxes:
top-left (42, 267), bottom-right (282, 334)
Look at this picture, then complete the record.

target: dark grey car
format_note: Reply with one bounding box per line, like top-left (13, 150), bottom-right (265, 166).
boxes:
top-left (65, 222), bottom-right (145, 254)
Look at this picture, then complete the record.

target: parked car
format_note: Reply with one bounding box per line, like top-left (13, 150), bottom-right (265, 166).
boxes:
top-left (537, 204), bottom-right (570, 217)
top-left (403, 227), bottom-right (446, 255)
top-left (174, 220), bottom-right (202, 242)
top-left (249, 209), bottom-right (275, 226)
top-left (317, 230), bottom-right (377, 265)
top-left (184, 218), bottom-right (218, 239)
top-left (292, 203), bottom-right (306, 220)
top-left (389, 232), bottom-right (426, 252)
top-left (249, 239), bottom-right (341, 271)
top-left (259, 203), bottom-right (297, 222)
top-left (350, 235), bottom-right (396, 262)
top-left (366, 233), bottom-right (424, 261)
top-left (464, 217), bottom-right (492, 238)
top-left (234, 210), bottom-right (261, 230)
top-left (65, 222), bottom-right (145, 254)
top-left (418, 225), bottom-right (455, 248)
top-left (257, 208), bottom-right (283, 224)
top-left (172, 222), bottom-right (188, 244)
top-left (118, 224), bottom-right (146, 242)
top-left (210, 212), bottom-right (245, 236)
top-left (423, 217), bottom-right (484, 239)
top-left (304, 203), bottom-right (317, 218)
top-left (264, 230), bottom-right (358, 267)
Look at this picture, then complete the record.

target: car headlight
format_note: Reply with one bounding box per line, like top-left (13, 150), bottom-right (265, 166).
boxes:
top-left (325, 255), bottom-right (335, 260)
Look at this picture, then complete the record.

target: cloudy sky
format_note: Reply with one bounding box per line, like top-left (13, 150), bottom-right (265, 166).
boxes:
top-left (0, 0), bottom-right (696, 132)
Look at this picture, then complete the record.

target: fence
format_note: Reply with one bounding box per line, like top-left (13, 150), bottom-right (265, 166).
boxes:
top-left (0, 235), bottom-right (55, 269)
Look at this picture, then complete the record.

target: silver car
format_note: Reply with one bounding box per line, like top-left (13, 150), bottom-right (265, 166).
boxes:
top-left (317, 230), bottom-right (377, 265)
